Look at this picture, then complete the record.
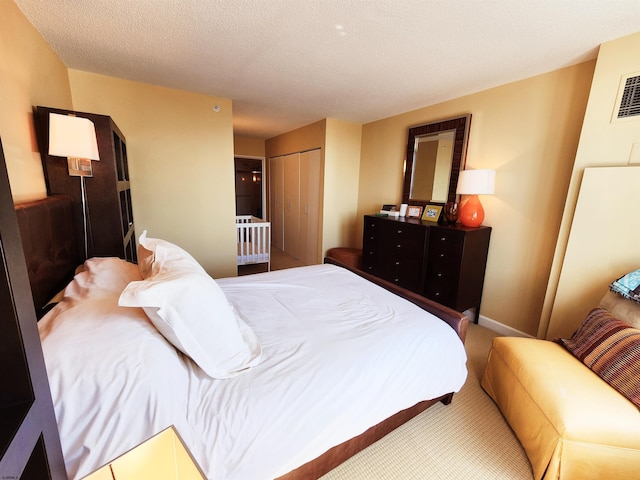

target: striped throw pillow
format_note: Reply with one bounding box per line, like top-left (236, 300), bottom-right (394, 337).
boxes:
top-left (557, 307), bottom-right (640, 410)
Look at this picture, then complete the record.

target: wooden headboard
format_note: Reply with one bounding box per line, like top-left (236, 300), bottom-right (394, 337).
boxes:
top-left (14, 195), bottom-right (81, 316)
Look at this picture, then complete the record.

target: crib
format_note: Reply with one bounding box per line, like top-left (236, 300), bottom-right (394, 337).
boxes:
top-left (236, 215), bottom-right (271, 271)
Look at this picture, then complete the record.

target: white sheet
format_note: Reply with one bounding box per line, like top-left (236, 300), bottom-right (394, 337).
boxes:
top-left (40, 260), bottom-right (467, 480)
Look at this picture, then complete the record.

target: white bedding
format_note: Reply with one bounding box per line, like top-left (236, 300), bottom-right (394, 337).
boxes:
top-left (39, 258), bottom-right (467, 480)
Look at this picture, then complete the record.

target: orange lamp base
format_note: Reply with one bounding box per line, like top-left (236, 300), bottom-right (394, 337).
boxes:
top-left (459, 195), bottom-right (485, 227)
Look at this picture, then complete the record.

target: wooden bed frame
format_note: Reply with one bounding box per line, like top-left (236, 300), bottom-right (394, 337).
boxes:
top-left (279, 257), bottom-right (468, 479)
top-left (15, 196), bottom-right (468, 480)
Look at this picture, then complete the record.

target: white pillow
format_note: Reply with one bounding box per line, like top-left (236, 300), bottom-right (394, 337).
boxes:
top-left (119, 232), bottom-right (262, 378)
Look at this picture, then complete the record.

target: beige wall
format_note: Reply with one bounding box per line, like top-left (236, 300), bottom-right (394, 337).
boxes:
top-left (234, 136), bottom-right (265, 158)
top-left (544, 31), bottom-right (640, 339)
top-left (69, 70), bottom-right (237, 278)
top-left (265, 120), bottom-right (327, 157)
top-left (0, 0), bottom-right (73, 202)
top-left (5, 0), bottom-right (634, 336)
top-left (323, 119), bottom-right (362, 251)
top-left (358, 62), bottom-right (595, 336)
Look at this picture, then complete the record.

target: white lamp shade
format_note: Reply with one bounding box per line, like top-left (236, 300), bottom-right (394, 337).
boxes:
top-left (456, 169), bottom-right (495, 195)
top-left (48, 113), bottom-right (100, 160)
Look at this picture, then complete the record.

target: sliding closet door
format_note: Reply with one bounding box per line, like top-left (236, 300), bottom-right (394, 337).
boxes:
top-left (299, 149), bottom-right (321, 265)
top-left (269, 149), bottom-right (322, 264)
top-left (283, 153), bottom-right (301, 259)
top-left (269, 156), bottom-right (284, 251)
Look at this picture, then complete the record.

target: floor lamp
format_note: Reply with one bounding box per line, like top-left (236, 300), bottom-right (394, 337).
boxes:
top-left (48, 113), bottom-right (100, 259)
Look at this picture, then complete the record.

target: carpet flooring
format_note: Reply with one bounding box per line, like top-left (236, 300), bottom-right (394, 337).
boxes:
top-left (320, 323), bottom-right (535, 479)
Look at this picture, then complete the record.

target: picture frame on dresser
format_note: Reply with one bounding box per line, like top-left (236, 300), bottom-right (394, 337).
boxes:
top-left (422, 204), bottom-right (442, 223)
top-left (407, 205), bottom-right (423, 218)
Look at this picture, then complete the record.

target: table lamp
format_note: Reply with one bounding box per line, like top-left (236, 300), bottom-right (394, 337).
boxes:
top-left (456, 169), bottom-right (495, 227)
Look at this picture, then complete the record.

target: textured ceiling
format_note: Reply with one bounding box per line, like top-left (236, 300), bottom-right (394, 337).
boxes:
top-left (13, 0), bottom-right (640, 139)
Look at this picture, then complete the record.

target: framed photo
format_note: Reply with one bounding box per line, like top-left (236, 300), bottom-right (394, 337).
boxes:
top-left (406, 205), bottom-right (423, 218)
top-left (422, 204), bottom-right (443, 223)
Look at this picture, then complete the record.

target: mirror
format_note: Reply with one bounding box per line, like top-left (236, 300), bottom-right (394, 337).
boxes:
top-left (402, 115), bottom-right (471, 206)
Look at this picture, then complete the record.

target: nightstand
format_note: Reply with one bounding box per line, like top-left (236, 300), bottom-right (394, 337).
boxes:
top-left (82, 426), bottom-right (205, 480)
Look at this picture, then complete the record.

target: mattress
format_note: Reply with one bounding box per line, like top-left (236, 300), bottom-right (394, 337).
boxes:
top-left (39, 259), bottom-right (467, 479)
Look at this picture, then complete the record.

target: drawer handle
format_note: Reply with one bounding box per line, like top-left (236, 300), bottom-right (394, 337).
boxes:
top-left (395, 261), bottom-right (400, 265)
top-left (397, 244), bottom-right (402, 248)
top-left (439, 253), bottom-right (445, 258)
top-left (437, 272), bottom-right (442, 277)
top-left (434, 292), bottom-right (441, 297)
top-left (440, 236), bottom-right (446, 241)
top-left (397, 229), bottom-right (403, 234)
top-left (394, 278), bottom-right (399, 283)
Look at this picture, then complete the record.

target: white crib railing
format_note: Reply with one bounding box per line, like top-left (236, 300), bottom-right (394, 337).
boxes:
top-left (235, 215), bottom-right (271, 271)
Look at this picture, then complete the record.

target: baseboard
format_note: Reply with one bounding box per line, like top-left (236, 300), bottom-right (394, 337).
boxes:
top-left (469, 310), bottom-right (533, 338)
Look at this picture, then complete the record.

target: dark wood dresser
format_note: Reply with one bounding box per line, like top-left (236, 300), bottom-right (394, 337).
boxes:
top-left (362, 215), bottom-right (491, 322)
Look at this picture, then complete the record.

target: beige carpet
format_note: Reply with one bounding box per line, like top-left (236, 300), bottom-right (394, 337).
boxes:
top-left (320, 323), bottom-right (534, 479)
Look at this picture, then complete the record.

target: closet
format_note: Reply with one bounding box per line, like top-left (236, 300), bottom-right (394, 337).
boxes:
top-left (269, 149), bottom-right (321, 265)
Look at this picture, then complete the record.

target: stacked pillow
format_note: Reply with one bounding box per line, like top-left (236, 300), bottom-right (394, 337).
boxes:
top-left (557, 307), bottom-right (640, 409)
top-left (119, 231), bottom-right (262, 378)
top-left (610, 269), bottom-right (640, 304)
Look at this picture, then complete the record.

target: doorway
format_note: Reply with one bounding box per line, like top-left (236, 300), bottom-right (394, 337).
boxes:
top-left (234, 157), bottom-right (265, 218)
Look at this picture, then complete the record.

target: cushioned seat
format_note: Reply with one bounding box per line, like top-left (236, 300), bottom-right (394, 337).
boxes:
top-left (482, 336), bottom-right (640, 480)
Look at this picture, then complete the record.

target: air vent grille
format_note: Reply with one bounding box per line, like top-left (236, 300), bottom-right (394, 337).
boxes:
top-left (617, 74), bottom-right (640, 119)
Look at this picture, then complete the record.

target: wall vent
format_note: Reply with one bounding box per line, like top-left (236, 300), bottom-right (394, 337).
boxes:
top-left (614, 73), bottom-right (640, 121)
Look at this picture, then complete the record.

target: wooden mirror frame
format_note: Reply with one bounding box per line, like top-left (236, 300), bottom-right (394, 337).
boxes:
top-left (402, 114), bottom-right (471, 206)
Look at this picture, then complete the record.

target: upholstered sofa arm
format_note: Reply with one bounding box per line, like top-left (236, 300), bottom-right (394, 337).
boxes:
top-left (482, 336), bottom-right (640, 480)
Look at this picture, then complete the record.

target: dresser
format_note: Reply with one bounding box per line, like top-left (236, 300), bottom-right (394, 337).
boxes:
top-left (362, 215), bottom-right (491, 322)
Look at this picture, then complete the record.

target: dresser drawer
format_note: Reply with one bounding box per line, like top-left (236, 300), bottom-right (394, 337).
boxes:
top-left (379, 257), bottom-right (424, 291)
top-left (362, 215), bottom-right (427, 292)
top-left (429, 228), bottom-right (464, 254)
top-left (424, 271), bottom-right (458, 306)
top-left (362, 217), bottom-right (383, 274)
top-left (425, 228), bottom-right (462, 306)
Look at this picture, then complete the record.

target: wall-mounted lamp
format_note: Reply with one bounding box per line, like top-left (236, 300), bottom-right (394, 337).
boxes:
top-left (48, 113), bottom-right (100, 258)
top-left (456, 169), bottom-right (495, 227)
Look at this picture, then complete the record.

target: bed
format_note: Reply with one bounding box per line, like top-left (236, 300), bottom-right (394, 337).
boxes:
top-left (18, 196), bottom-right (469, 480)
top-left (236, 215), bottom-right (271, 270)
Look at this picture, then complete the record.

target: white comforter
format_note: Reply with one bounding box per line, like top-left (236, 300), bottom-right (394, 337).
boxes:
top-left (39, 259), bottom-right (467, 479)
